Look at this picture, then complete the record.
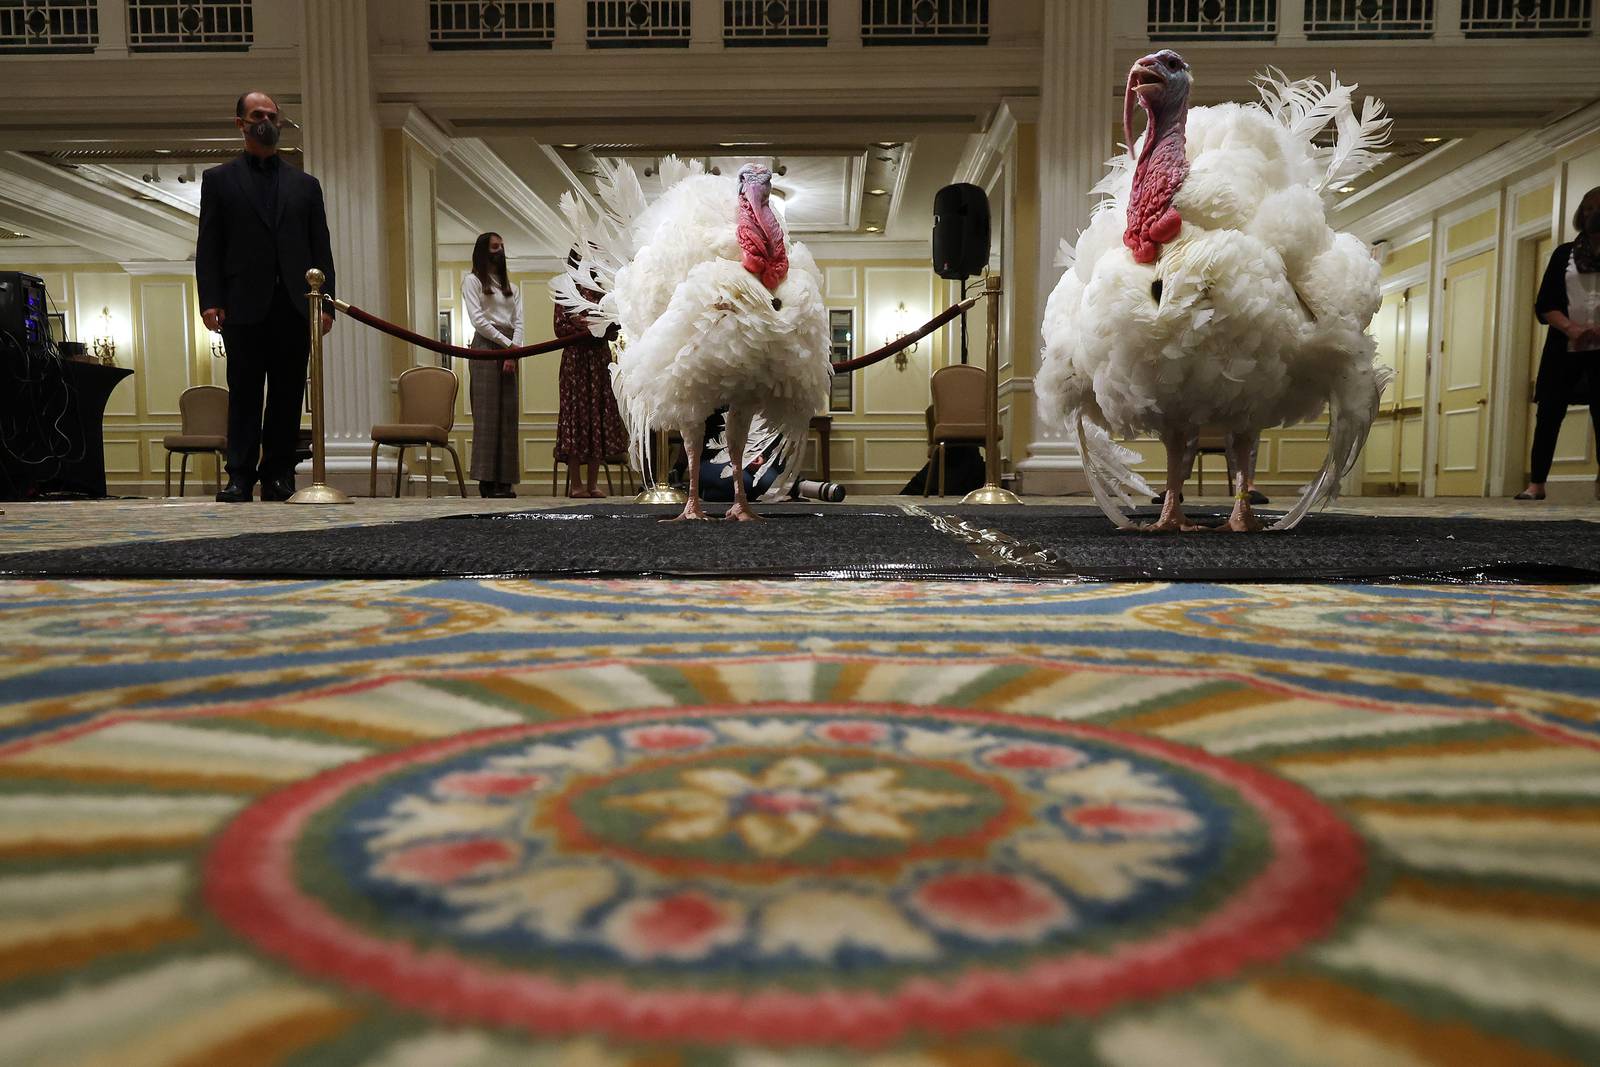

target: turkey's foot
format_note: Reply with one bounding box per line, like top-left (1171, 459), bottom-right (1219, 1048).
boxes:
top-left (1214, 498), bottom-right (1265, 533)
top-left (1129, 492), bottom-right (1202, 533)
top-left (725, 501), bottom-right (762, 522)
top-left (663, 499), bottom-right (710, 522)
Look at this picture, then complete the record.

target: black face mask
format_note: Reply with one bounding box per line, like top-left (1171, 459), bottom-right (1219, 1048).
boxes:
top-left (247, 119), bottom-right (281, 148)
top-left (1586, 211), bottom-right (1600, 237)
top-left (490, 252), bottom-right (507, 269)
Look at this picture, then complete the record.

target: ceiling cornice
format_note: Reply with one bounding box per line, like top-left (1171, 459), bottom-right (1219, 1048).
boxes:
top-left (1340, 97), bottom-right (1600, 242)
top-left (0, 155), bottom-right (191, 260)
top-left (377, 104), bottom-right (455, 161)
top-left (443, 138), bottom-right (570, 255)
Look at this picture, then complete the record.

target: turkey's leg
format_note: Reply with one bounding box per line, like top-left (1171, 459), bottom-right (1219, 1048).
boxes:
top-left (1218, 431), bottom-right (1264, 532)
top-left (665, 424), bottom-right (709, 521)
top-left (1140, 427), bottom-right (1200, 532)
top-left (723, 407), bottom-right (760, 522)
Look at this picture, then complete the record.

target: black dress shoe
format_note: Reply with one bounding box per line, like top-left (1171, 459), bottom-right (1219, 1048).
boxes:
top-left (261, 477), bottom-right (296, 502)
top-left (216, 480), bottom-right (254, 503)
top-left (1150, 492), bottom-right (1185, 505)
top-left (1246, 489), bottom-right (1270, 505)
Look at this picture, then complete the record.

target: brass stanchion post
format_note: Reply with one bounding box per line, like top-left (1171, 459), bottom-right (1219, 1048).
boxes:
top-left (962, 272), bottom-right (1022, 506)
top-left (635, 427), bottom-right (687, 505)
top-left (289, 269), bottom-right (352, 505)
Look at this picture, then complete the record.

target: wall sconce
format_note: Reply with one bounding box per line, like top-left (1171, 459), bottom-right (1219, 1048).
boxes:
top-left (888, 301), bottom-right (917, 371)
top-left (209, 330), bottom-right (227, 360)
top-left (92, 306), bottom-right (117, 365)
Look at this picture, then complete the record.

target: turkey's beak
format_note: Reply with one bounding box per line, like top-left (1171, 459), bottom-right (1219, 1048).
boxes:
top-left (1126, 60), bottom-right (1163, 155)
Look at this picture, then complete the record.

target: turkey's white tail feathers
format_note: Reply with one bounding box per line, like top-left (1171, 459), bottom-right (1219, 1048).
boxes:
top-left (655, 154), bottom-right (702, 190)
top-left (1319, 95), bottom-right (1392, 197)
top-left (552, 190), bottom-right (625, 335)
top-left (1268, 363), bottom-right (1392, 531)
top-left (1254, 67), bottom-right (1391, 196)
top-left (594, 158), bottom-right (649, 236)
top-left (1255, 67), bottom-right (1350, 143)
top-left (1076, 414), bottom-right (1152, 529)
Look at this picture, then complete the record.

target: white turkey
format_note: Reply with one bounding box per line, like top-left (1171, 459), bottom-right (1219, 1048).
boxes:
top-left (1036, 51), bottom-right (1394, 532)
top-left (552, 157), bottom-right (831, 521)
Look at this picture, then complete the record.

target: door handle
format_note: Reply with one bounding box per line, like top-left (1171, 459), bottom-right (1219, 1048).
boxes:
top-left (1476, 398), bottom-right (1487, 406)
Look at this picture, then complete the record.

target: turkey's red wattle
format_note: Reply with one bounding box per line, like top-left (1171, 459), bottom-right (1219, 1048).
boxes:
top-left (738, 194), bottom-right (789, 290)
top-left (1125, 131), bottom-right (1188, 265)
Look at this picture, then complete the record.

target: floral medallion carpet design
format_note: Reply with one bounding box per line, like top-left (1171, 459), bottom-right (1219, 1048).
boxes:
top-left (1, 574), bottom-right (1598, 1066)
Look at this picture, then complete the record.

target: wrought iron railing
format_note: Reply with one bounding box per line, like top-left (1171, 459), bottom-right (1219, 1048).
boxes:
top-left (1147, 0), bottom-right (1277, 39)
top-left (587, 0), bottom-right (690, 47)
top-left (861, 0), bottom-right (987, 45)
top-left (1460, 0), bottom-right (1591, 36)
top-left (1305, 0), bottom-right (1433, 37)
top-left (127, 0), bottom-right (252, 51)
top-left (0, 0), bottom-right (96, 53)
top-left (429, 0), bottom-right (555, 48)
top-left (724, 0), bottom-right (827, 45)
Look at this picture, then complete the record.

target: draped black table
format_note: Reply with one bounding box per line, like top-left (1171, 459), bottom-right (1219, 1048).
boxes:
top-left (41, 360), bottom-right (133, 498)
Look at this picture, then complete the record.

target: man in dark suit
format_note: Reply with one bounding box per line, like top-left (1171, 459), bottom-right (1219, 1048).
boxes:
top-left (196, 90), bottom-right (336, 502)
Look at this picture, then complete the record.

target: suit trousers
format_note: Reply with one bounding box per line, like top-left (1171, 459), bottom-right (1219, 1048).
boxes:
top-left (220, 286), bottom-right (310, 485)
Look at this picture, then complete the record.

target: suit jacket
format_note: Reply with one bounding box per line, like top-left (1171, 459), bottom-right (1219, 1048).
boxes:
top-left (195, 153), bottom-right (336, 326)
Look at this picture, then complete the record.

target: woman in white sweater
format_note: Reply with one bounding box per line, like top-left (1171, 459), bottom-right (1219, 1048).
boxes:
top-left (462, 232), bottom-right (525, 497)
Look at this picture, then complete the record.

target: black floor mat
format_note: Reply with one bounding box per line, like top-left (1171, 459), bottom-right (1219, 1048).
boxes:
top-left (0, 504), bottom-right (988, 580)
top-left (929, 505), bottom-right (1600, 582)
top-left (1, 503), bottom-right (1595, 583)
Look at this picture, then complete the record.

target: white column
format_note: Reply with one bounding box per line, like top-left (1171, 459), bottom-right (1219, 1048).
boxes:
top-left (828, 0), bottom-right (861, 49)
top-left (95, 0), bottom-right (128, 57)
top-left (301, 0), bottom-right (389, 481)
top-left (1434, 0), bottom-right (1465, 41)
top-left (689, 0), bottom-right (721, 51)
top-left (1016, 0), bottom-right (1113, 495)
top-left (553, 0), bottom-right (586, 53)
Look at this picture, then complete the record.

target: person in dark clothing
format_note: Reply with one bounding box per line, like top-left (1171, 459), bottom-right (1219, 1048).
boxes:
top-left (196, 90), bottom-right (336, 503)
top-left (1518, 185), bottom-right (1600, 501)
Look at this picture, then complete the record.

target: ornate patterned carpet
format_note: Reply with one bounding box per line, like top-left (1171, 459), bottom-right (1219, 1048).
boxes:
top-left (3, 571), bottom-right (1599, 1066)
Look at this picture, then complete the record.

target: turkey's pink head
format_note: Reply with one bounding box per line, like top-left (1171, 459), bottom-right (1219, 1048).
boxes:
top-left (1124, 49), bottom-right (1191, 158)
top-left (1122, 50), bottom-right (1192, 264)
top-left (736, 162), bottom-right (789, 290)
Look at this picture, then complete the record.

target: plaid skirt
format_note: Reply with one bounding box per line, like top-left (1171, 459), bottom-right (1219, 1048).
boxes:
top-left (468, 332), bottom-right (520, 483)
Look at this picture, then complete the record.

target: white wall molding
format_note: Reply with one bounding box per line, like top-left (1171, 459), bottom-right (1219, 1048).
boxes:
top-left (119, 260), bottom-right (195, 276)
top-left (803, 238), bottom-right (926, 261)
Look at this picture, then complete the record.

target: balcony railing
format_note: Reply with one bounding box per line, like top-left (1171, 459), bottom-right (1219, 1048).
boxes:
top-left (861, 0), bottom-right (988, 45)
top-left (127, 0), bottom-right (252, 52)
top-left (0, 0), bottom-right (97, 53)
top-left (1460, 0), bottom-right (1591, 36)
top-left (724, 0), bottom-right (827, 46)
top-left (429, 0), bottom-right (555, 48)
top-left (1305, 0), bottom-right (1433, 37)
top-left (1147, 0), bottom-right (1278, 39)
top-left (586, 0), bottom-right (691, 47)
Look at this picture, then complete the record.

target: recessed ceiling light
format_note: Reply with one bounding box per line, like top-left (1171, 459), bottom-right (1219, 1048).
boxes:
top-left (153, 149), bottom-right (172, 155)
top-left (558, 143), bottom-right (580, 149)
top-left (876, 142), bottom-right (900, 149)
top-left (868, 188), bottom-right (887, 195)
top-left (1422, 136), bottom-right (1443, 143)
top-left (1338, 185), bottom-right (1357, 194)
top-left (865, 225), bottom-right (880, 232)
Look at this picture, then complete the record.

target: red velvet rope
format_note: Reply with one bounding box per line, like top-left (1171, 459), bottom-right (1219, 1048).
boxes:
top-left (830, 298), bottom-right (979, 373)
top-left (331, 294), bottom-right (975, 370)
top-left (334, 300), bottom-right (596, 361)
